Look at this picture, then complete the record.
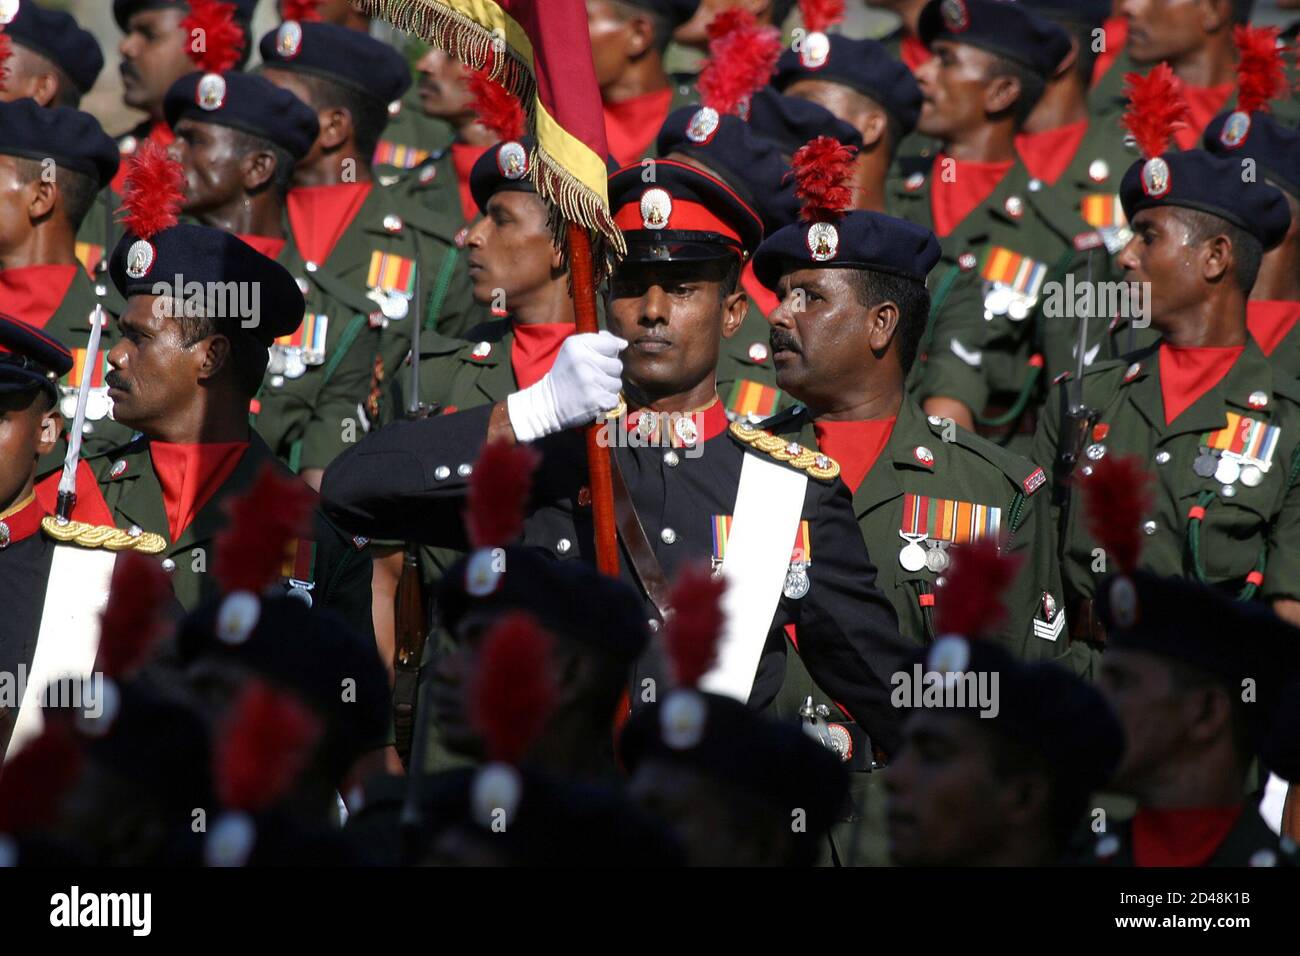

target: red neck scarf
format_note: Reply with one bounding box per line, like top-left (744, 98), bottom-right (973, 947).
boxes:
top-left (1175, 82), bottom-right (1235, 150)
top-left (1091, 16), bottom-right (1128, 88)
top-left (286, 182), bottom-right (373, 267)
top-left (1159, 343), bottom-right (1244, 425)
top-left (900, 35), bottom-right (932, 75)
top-left (34, 460), bottom-right (115, 527)
top-left (236, 233), bottom-right (287, 261)
top-left (1015, 119), bottom-right (1089, 187)
top-left (813, 418), bottom-right (897, 493)
top-left (1247, 300), bottom-right (1300, 357)
top-left (930, 155), bottom-right (1013, 238)
top-left (741, 260), bottom-right (780, 317)
top-left (603, 87), bottom-right (674, 167)
top-left (110, 122), bottom-right (175, 195)
top-left (1132, 805), bottom-right (1243, 867)
top-left (450, 143), bottom-right (484, 224)
top-left (149, 441), bottom-right (249, 542)
top-left (510, 322), bottom-right (573, 389)
top-left (624, 398), bottom-right (729, 447)
top-left (0, 265), bottom-right (80, 328)
top-left (0, 494), bottom-right (46, 546)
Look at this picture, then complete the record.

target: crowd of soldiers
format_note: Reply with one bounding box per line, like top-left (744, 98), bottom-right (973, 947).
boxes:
top-left (1, 0), bottom-right (1299, 868)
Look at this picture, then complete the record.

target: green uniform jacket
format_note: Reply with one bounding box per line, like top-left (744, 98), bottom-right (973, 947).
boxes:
top-left (716, 296), bottom-right (788, 423)
top-left (1079, 805), bottom-right (1296, 867)
top-left (89, 431), bottom-right (373, 633)
top-left (891, 157), bottom-right (1086, 445)
top-left (1256, 316), bottom-right (1300, 382)
top-left (31, 269), bottom-right (132, 476)
top-left (254, 183), bottom-right (419, 472)
top-left (1033, 340), bottom-right (1300, 614)
top-left (372, 88), bottom-right (455, 180)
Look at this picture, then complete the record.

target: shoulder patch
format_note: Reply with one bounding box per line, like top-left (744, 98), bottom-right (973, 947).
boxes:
top-left (1022, 467), bottom-right (1046, 495)
top-left (728, 421), bottom-right (840, 481)
top-left (41, 518), bottom-right (167, 554)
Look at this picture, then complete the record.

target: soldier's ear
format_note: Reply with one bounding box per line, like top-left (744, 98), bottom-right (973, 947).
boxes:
top-left (858, 110), bottom-right (888, 152)
top-left (625, 11), bottom-right (656, 58)
top-left (983, 73), bottom-right (1022, 117)
top-left (868, 300), bottom-right (901, 354)
top-left (720, 285), bottom-right (748, 341)
top-left (38, 408), bottom-right (63, 454)
top-left (1201, 233), bottom-right (1233, 283)
top-left (1054, 37), bottom-right (1079, 82)
top-left (243, 149), bottom-right (278, 193)
top-left (27, 176), bottom-right (58, 222)
top-left (196, 333), bottom-right (233, 383)
top-left (318, 107), bottom-right (352, 151)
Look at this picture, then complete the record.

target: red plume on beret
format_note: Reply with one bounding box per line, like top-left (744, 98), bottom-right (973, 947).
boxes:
top-left (1233, 25), bottom-right (1287, 114)
top-left (470, 612), bottom-right (557, 765)
top-left (466, 65), bottom-right (527, 143)
top-left (800, 0), bottom-right (845, 34)
top-left (697, 8), bottom-right (783, 116)
top-left (465, 439), bottom-right (541, 549)
top-left (181, 0), bottom-right (246, 74)
top-left (97, 552), bottom-right (173, 680)
top-left (1122, 63), bottom-right (1190, 160)
top-left (0, 722), bottom-right (83, 835)
top-left (213, 464), bottom-right (317, 595)
top-left (1081, 453), bottom-right (1153, 576)
top-left (117, 139), bottom-right (185, 240)
top-left (215, 681), bottom-right (321, 812)
top-left (934, 537), bottom-right (1024, 639)
top-left (281, 0), bottom-right (324, 22)
top-left (0, 28), bottom-right (12, 94)
top-left (792, 135), bottom-right (858, 222)
top-left (663, 560), bottom-right (728, 689)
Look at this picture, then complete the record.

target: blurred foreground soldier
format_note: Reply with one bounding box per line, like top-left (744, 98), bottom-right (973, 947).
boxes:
top-left (0, 1), bottom-right (104, 108)
top-left (620, 570), bottom-right (849, 866)
top-left (868, 0), bottom-right (935, 75)
top-left (891, 0), bottom-right (1080, 444)
top-left (1202, 47), bottom-right (1300, 381)
top-left (1091, 570), bottom-right (1300, 866)
top-left (92, 144), bottom-right (371, 624)
top-left (0, 99), bottom-right (131, 464)
top-left (673, 0), bottom-right (795, 50)
top-left (1033, 78), bottom-right (1300, 633)
top-left (886, 591), bottom-right (1123, 866)
top-left (323, 158), bottom-right (911, 756)
top-left (589, 0), bottom-right (700, 166)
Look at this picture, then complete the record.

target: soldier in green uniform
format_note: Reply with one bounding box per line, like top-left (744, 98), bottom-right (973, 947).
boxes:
top-left (1034, 147), bottom-right (1300, 637)
top-left (588, 0), bottom-right (700, 166)
top-left (890, 0), bottom-right (1087, 453)
top-left (1084, 570), bottom-right (1300, 867)
top-left (749, 203), bottom-right (1083, 863)
top-left (258, 20), bottom-right (474, 482)
top-left (887, 635), bottom-right (1123, 865)
top-left (94, 168), bottom-right (371, 629)
top-left (1204, 106), bottom-right (1300, 381)
top-left (0, 99), bottom-right (131, 468)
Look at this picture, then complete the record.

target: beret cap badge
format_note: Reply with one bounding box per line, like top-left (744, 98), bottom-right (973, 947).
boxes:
top-left (496, 141), bottom-right (529, 180)
top-left (686, 106), bottom-right (720, 144)
top-left (640, 187), bottom-right (673, 230)
top-left (276, 20), bottom-right (304, 58)
top-left (941, 0), bottom-right (970, 32)
top-left (798, 30), bottom-right (831, 70)
top-left (125, 240), bottom-right (156, 280)
top-left (1219, 110), bottom-right (1251, 150)
top-left (196, 73), bottom-right (228, 111)
top-left (0, 0), bottom-right (18, 26)
top-left (806, 221), bottom-right (839, 262)
top-left (1140, 156), bottom-right (1171, 198)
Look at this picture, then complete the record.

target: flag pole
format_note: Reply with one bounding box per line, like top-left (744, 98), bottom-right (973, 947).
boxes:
top-left (567, 222), bottom-right (619, 577)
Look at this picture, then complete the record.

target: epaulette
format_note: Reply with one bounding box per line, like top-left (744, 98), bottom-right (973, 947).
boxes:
top-left (728, 420), bottom-right (840, 481)
top-left (1268, 372), bottom-right (1300, 408)
top-left (87, 430), bottom-right (148, 463)
top-left (923, 413), bottom-right (1047, 496)
top-left (40, 518), bottom-right (166, 554)
top-left (413, 327), bottom-right (473, 360)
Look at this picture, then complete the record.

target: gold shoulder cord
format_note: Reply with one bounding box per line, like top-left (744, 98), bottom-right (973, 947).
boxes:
top-left (41, 517), bottom-right (168, 555)
top-left (728, 421), bottom-right (841, 481)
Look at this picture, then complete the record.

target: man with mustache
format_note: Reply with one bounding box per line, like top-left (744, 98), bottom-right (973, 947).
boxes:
top-left (1033, 146), bottom-right (1300, 635)
top-left (322, 159), bottom-right (912, 765)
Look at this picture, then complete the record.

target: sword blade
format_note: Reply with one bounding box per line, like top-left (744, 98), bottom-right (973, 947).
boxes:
top-left (59, 306), bottom-right (104, 498)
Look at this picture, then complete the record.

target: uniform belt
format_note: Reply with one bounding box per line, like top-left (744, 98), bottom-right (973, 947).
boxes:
top-left (1068, 597), bottom-right (1107, 647)
top-left (609, 454), bottom-right (673, 621)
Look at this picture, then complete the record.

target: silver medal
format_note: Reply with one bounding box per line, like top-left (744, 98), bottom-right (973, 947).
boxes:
top-left (1193, 450), bottom-right (1217, 478)
top-left (1214, 455), bottom-right (1241, 485)
top-left (84, 388), bottom-right (110, 422)
top-left (783, 561), bottom-right (810, 600)
top-left (267, 346), bottom-right (287, 376)
top-left (925, 541), bottom-right (951, 574)
top-left (284, 350), bottom-right (308, 380)
top-left (1240, 464), bottom-right (1263, 487)
top-left (899, 531), bottom-right (928, 572)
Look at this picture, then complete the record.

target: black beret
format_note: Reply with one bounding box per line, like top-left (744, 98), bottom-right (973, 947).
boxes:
top-left (109, 223), bottom-right (306, 345)
top-left (1203, 111), bottom-right (1300, 206)
top-left (1119, 149), bottom-right (1292, 251)
top-left (259, 20), bottom-right (413, 106)
top-left (165, 70), bottom-right (321, 160)
top-left (5, 0), bottom-right (105, 93)
top-left (0, 97), bottom-right (120, 187)
top-left (753, 209), bottom-right (941, 289)
top-left (609, 158), bottom-right (765, 263)
top-left (1096, 571), bottom-right (1300, 756)
top-left (621, 0), bottom-right (700, 27)
top-left (918, 0), bottom-right (1072, 79)
top-left (900, 636), bottom-right (1125, 796)
top-left (0, 311), bottom-right (73, 400)
top-left (746, 86), bottom-right (863, 155)
top-left (1017, 0), bottom-right (1111, 25)
top-left (178, 594), bottom-right (392, 783)
top-left (468, 136), bottom-right (537, 214)
top-left (438, 545), bottom-right (650, 662)
top-left (113, 0), bottom-right (259, 31)
top-left (655, 105), bottom-right (798, 233)
top-left (773, 35), bottom-right (923, 136)
top-left (620, 691), bottom-right (850, 841)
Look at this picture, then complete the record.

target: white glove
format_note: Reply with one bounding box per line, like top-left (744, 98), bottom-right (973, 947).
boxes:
top-left (506, 331), bottom-right (626, 442)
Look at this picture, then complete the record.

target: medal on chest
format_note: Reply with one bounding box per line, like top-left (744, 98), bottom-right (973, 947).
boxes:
top-left (899, 493), bottom-right (1002, 573)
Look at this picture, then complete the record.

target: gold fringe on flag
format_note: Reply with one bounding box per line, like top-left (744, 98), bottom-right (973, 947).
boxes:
top-left (360, 0), bottom-right (626, 276)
